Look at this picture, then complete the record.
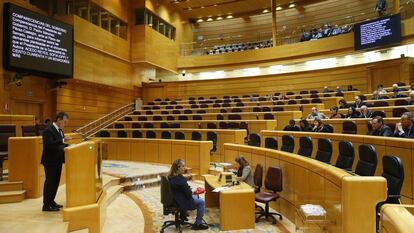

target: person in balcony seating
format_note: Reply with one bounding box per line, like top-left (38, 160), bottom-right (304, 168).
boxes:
top-left (306, 107), bottom-right (326, 120)
top-left (322, 86), bottom-right (330, 93)
top-left (283, 119), bottom-right (300, 131)
top-left (234, 155), bottom-right (254, 187)
top-left (329, 106), bottom-right (343, 119)
top-left (359, 105), bottom-right (373, 118)
top-left (299, 119), bottom-right (313, 132)
top-left (354, 96), bottom-right (366, 108)
top-left (335, 86), bottom-right (343, 93)
top-left (313, 118), bottom-right (330, 133)
top-left (339, 99), bottom-right (350, 109)
top-left (345, 107), bottom-right (360, 119)
top-left (369, 116), bottom-right (393, 137)
top-left (377, 84), bottom-right (388, 94)
top-left (169, 159), bottom-right (209, 230)
top-left (393, 112), bottom-right (414, 138)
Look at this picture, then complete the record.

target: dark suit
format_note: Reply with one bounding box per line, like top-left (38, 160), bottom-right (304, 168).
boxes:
top-left (360, 111), bottom-right (373, 119)
top-left (169, 174), bottom-right (195, 212)
top-left (393, 124), bottom-right (414, 138)
top-left (41, 124), bottom-right (67, 206)
top-left (369, 125), bottom-right (393, 137)
top-left (283, 125), bottom-right (300, 131)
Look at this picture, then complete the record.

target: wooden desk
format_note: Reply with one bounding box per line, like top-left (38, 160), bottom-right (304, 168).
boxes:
top-left (204, 175), bottom-right (255, 231)
top-left (0, 114), bottom-right (35, 136)
top-left (381, 204), bottom-right (414, 233)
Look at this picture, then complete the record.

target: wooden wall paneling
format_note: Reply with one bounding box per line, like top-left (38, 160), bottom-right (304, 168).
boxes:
top-left (116, 141), bottom-right (131, 160)
top-left (171, 141), bottom-right (186, 162)
top-left (158, 140), bottom-right (172, 164)
top-left (144, 139), bottom-right (159, 162)
top-left (90, 0), bottom-right (130, 23)
top-left (130, 140), bottom-right (146, 161)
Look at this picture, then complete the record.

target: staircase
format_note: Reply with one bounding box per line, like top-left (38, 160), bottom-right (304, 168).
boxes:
top-left (0, 181), bottom-right (26, 204)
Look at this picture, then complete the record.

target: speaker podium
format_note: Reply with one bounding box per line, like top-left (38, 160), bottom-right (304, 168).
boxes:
top-left (63, 139), bottom-right (105, 233)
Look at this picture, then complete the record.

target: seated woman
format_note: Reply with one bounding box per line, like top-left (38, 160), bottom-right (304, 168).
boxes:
top-left (299, 119), bottom-right (313, 132)
top-left (168, 159), bottom-right (209, 230)
top-left (234, 155), bottom-right (255, 187)
top-left (313, 118), bottom-right (331, 133)
top-left (345, 106), bottom-right (360, 119)
top-left (329, 106), bottom-right (343, 119)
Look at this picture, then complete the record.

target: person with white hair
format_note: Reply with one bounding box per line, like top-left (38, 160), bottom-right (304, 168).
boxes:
top-left (359, 105), bottom-right (373, 118)
top-left (306, 107), bottom-right (326, 120)
top-left (372, 91), bottom-right (382, 100)
top-left (394, 112), bottom-right (414, 138)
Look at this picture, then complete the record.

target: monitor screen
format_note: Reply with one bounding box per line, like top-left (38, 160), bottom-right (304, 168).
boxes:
top-left (3, 3), bottom-right (73, 78)
top-left (354, 14), bottom-right (401, 51)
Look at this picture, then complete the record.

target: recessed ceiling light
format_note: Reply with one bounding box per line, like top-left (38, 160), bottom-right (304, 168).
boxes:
top-left (276, 6), bottom-right (283, 11)
top-left (196, 18), bottom-right (204, 23)
top-left (288, 3), bottom-right (296, 8)
top-left (226, 15), bottom-right (233, 19)
top-left (207, 18), bottom-right (213, 21)
top-left (201, 6), bottom-right (205, 8)
top-left (262, 9), bottom-right (269, 13)
top-left (216, 16), bottom-right (223, 20)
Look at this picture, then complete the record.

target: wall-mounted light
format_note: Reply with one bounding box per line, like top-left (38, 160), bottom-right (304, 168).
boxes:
top-left (226, 15), bottom-right (233, 19)
top-left (196, 18), bottom-right (204, 23)
top-left (207, 18), bottom-right (213, 21)
top-left (262, 9), bottom-right (269, 13)
top-left (288, 3), bottom-right (296, 8)
top-left (276, 6), bottom-right (283, 11)
top-left (216, 16), bottom-right (223, 20)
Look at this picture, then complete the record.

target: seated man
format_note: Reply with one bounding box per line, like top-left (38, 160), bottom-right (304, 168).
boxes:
top-left (283, 119), bottom-right (300, 131)
top-left (307, 107), bottom-right (326, 120)
top-left (369, 116), bottom-right (393, 137)
top-left (377, 84), bottom-right (388, 94)
top-left (371, 91), bottom-right (382, 100)
top-left (354, 96), bottom-right (366, 108)
top-left (322, 86), bottom-right (330, 93)
top-left (393, 112), bottom-right (414, 138)
top-left (359, 105), bottom-right (373, 118)
top-left (169, 159), bottom-right (209, 230)
top-left (329, 106), bottom-right (343, 119)
top-left (335, 86), bottom-right (343, 93)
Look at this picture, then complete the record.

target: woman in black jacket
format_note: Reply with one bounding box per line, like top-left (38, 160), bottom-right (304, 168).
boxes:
top-left (168, 159), bottom-right (208, 230)
top-left (299, 119), bottom-right (313, 132)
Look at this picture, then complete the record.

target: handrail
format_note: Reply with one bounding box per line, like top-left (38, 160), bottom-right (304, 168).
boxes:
top-left (75, 103), bottom-right (135, 139)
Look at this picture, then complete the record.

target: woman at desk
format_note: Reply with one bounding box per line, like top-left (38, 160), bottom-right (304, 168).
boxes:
top-left (169, 159), bottom-right (209, 230)
top-left (235, 155), bottom-right (255, 187)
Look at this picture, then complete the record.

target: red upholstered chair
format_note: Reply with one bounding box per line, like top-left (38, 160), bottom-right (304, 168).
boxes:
top-left (255, 166), bottom-right (283, 224)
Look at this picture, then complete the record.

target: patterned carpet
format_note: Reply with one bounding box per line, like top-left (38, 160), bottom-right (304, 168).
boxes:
top-left (129, 181), bottom-right (297, 233)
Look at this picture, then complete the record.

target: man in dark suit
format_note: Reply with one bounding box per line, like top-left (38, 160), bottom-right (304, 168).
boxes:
top-left (283, 119), bottom-right (300, 131)
top-left (393, 112), bottom-right (414, 138)
top-left (41, 112), bottom-right (71, 211)
top-left (359, 105), bottom-right (373, 119)
top-left (369, 116), bottom-right (393, 137)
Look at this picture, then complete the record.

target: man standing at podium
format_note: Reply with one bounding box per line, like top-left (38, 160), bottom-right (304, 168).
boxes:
top-left (41, 112), bottom-right (71, 211)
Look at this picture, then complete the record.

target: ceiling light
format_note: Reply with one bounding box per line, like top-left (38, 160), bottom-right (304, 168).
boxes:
top-left (201, 6), bottom-right (205, 8)
top-left (288, 3), bottom-right (296, 8)
top-left (262, 9), bottom-right (269, 13)
top-left (207, 18), bottom-right (213, 21)
top-left (216, 16), bottom-right (223, 20)
top-left (226, 15), bottom-right (233, 19)
top-left (196, 18), bottom-right (204, 23)
top-left (276, 6), bottom-right (283, 11)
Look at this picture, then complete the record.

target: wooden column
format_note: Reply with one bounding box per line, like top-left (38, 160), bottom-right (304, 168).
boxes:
top-left (393, 0), bottom-right (400, 14)
top-left (271, 0), bottom-right (277, 46)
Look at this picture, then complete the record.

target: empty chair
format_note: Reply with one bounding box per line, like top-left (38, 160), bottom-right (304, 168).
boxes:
top-left (310, 94), bottom-right (319, 99)
top-left (191, 131), bottom-right (202, 141)
top-left (200, 104), bottom-right (208, 108)
top-left (207, 123), bottom-right (217, 129)
top-left (143, 106), bottom-right (151, 110)
top-left (335, 141), bottom-right (355, 171)
top-left (300, 99), bottom-right (310, 104)
top-left (382, 155), bottom-right (404, 204)
top-left (394, 99), bottom-right (408, 106)
top-left (207, 131), bottom-right (218, 154)
top-left (229, 114), bottom-right (241, 120)
top-left (146, 131), bottom-right (156, 138)
top-left (132, 123), bottom-right (141, 128)
top-left (175, 105), bottom-right (183, 109)
top-left (165, 105), bottom-right (173, 110)
top-left (258, 97), bottom-right (267, 101)
top-left (170, 123), bottom-right (181, 128)
top-left (286, 91), bottom-right (294, 95)
top-left (393, 107), bottom-right (409, 117)
top-left (272, 107), bottom-right (284, 112)
top-left (161, 111), bottom-right (169, 115)
top-left (262, 107), bottom-right (271, 112)
top-left (178, 115), bottom-right (188, 120)
top-left (255, 166), bottom-right (283, 224)
top-left (342, 121), bottom-right (357, 134)
top-left (166, 116), bottom-right (175, 121)
top-left (138, 116), bottom-right (147, 121)
top-left (231, 96), bottom-right (239, 99)
top-left (253, 164), bottom-right (263, 193)
top-left (189, 100), bottom-right (196, 105)
top-left (295, 95), bottom-right (303, 99)
top-left (264, 137), bottom-right (278, 150)
top-left (355, 144), bottom-right (377, 176)
top-left (196, 110), bottom-right (206, 114)
top-left (98, 130), bottom-right (110, 137)
top-left (188, 97), bottom-right (195, 100)
top-left (152, 106), bottom-right (160, 110)
top-left (170, 101), bottom-right (177, 105)
top-left (233, 99), bottom-right (241, 102)
top-left (183, 109), bottom-right (192, 114)
top-left (161, 131), bottom-right (172, 139)
top-left (227, 122), bottom-right (240, 129)
top-left (213, 103), bottom-right (221, 108)
top-left (248, 133), bottom-right (261, 147)
top-left (275, 101), bottom-right (284, 105)
top-left (373, 101), bottom-right (389, 107)
top-left (143, 123), bottom-right (154, 128)
top-left (174, 131), bottom-right (185, 140)
top-left (243, 95), bottom-right (251, 98)
top-left (253, 107), bottom-right (261, 112)
top-left (190, 104), bottom-right (199, 109)
top-left (371, 111), bottom-right (386, 118)
top-left (193, 115), bottom-right (202, 120)
top-left (311, 98), bottom-right (322, 103)
top-left (298, 136), bottom-right (313, 157)
top-left (323, 94), bottom-right (331, 97)
top-left (281, 135), bottom-right (295, 153)
top-left (132, 130), bottom-right (142, 138)
top-left (210, 96), bottom-right (217, 99)
top-left (154, 99), bottom-right (161, 102)
top-left (236, 102), bottom-right (245, 107)
top-left (216, 114), bottom-right (224, 120)
top-left (124, 116), bottom-right (132, 121)
top-left (264, 113), bottom-right (274, 120)
top-left (21, 125), bottom-right (37, 137)
top-left (172, 110), bottom-right (180, 115)
top-left (315, 138), bottom-right (333, 164)
top-left (133, 111), bottom-right (141, 115)
top-left (198, 97), bottom-right (205, 100)
top-left (219, 122), bottom-right (228, 129)
top-left (117, 131), bottom-right (127, 138)
top-left (160, 101), bottom-right (167, 105)
top-left (148, 101), bottom-right (155, 105)
top-left (287, 100), bottom-right (297, 105)
top-left (300, 90), bottom-right (309, 94)
top-left (160, 122), bottom-right (170, 128)
top-left (231, 108), bottom-right (242, 113)
top-left (153, 115), bottom-right (163, 121)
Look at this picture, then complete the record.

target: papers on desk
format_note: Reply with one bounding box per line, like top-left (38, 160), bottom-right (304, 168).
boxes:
top-left (299, 204), bottom-right (327, 217)
top-left (212, 187), bottom-right (230, 192)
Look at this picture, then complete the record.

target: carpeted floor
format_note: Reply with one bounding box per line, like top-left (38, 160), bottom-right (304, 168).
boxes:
top-left (128, 181), bottom-right (297, 233)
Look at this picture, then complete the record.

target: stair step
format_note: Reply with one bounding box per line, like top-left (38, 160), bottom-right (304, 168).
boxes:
top-left (0, 190), bottom-right (26, 204)
top-left (0, 181), bottom-right (23, 192)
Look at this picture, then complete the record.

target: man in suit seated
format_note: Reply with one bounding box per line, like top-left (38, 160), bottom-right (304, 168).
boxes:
top-left (169, 159), bottom-right (208, 230)
top-left (359, 105), bottom-right (373, 118)
top-left (283, 119), bottom-right (300, 131)
top-left (369, 116), bottom-right (393, 137)
top-left (41, 112), bottom-right (71, 211)
top-left (393, 112), bottom-right (414, 138)
top-left (307, 107), bottom-right (326, 120)
top-left (354, 96), bottom-right (366, 108)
